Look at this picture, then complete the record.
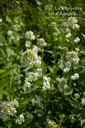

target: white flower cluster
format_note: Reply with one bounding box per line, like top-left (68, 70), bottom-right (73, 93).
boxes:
top-left (12, 24), bottom-right (21, 31)
top-left (81, 98), bottom-right (85, 105)
top-left (0, 18), bottom-right (2, 22)
top-left (57, 77), bottom-right (68, 92)
top-left (7, 30), bottom-right (13, 35)
top-left (47, 119), bottom-right (58, 128)
top-left (25, 40), bottom-right (31, 48)
top-left (74, 37), bottom-right (80, 44)
top-left (67, 17), bottom-right (80, 29)
top-left (0, 99), bottom-right (19, 121)
top-left (66, 51), bottom-right (80, 65)
top-left (12, 17), bottom-right (23, 31)
top-left (21, 46), bottom-right (41, 69)
top-left (65, 17), bottom-right (80, 42)
top-left (25, 68), bottom-right (42, 82)
top-left (31, 97), bottom-right (41, 106)
top-left (74, 93), bottom-right (80, 99)
top-left (65, 32), bottom-right (71, 38)
top-left (24, 79), bottom-right (32, 88)
top-left (25, 30), bottom-right (35, 40)
top-left (21, 46), bottom-right (43, 91)
top-left (37, 38), bottom-right (47, 47)
top-left (25, 31), bottom-right (35, 48)
top-left (63, 67), bottom-right (70, 73)
top-left (23, 67), bottom-right (42, 91)
top-left (6, 17), bottom-right (23, 43)
top-left (63, 51), bottom-right (80, 74)
top-left (71, 73), bottom-right (79, 80)
top-left (7, 29), bottom-right (21, 42)
top-left (42, 76), bottom-right (51, 91)
top-left (15, 114), bottom-right (24, 125)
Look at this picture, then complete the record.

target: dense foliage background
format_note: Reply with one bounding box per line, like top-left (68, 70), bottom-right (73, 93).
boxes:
top-left (0, 0), bottom-right (85, 128)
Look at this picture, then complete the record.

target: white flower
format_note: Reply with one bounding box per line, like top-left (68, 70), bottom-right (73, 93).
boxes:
top-left (66, 32), bottom-right (71, 38)
top-left (13, 99), bottom-right (19, 107)
top-left (74, 73), bottom-right (79, 79)
top-left (32, 45), bottom-right (38, 54)
top-left (31, 98), bottom-right (41, 106)
top-left (63, 67), bottom-right (70, 73)
top-left (75, 48), bottom-right (79, 52)
top-left (25, 30), bottom-right (35, 40)
top-left (25, 70), bottom-right (42, 82)
top-left (66, 51), bottom-right (80, 65)
top-left (15, 114), bottom-right (24, 125)
top-left (71, 73), bottom-right (79, 80)
top-left (25, 40), bottom-right (31, 48)
top-left (68, 17), bottom-right (78, 24)
top-left (74, 93), bottom-right (80, 99)
top-left (12, 24), bottom-right (21, 31)
top-left (74, 37), bottom-right (80, 43)
top-left (24, 80), bottom-right (31, 88)
top-left (0, 19), bottom-right (2, 22)
top-left (47, 119), bottom-right (58, 128)
top-left (21, 49), bottom-right (36, 68)
top-left (0, 99), bottom-right (19, 121)
top-left (7, 30), bottom-right (13, 35)
top-left (42, 76), bottom-right (51, 91)
top-left (66, 28), bottom-right (71, 33)
top-left (65, 61), bottom-right (71, 68)
top-left (67, 17), bottom-right (80, 30)
top-left (81, 98), bottom-right (85, 105)
top-left (72, 57), bottom-right (80, 64)
top-left (37, 38), bottom-right (47, 47)
top-left (73, 24), bottom-right (80, 29)
top-left (57, 77), bottom-right (68, 92)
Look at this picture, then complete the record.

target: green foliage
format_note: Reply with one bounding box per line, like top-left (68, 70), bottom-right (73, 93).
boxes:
top-left (0, 0), bottom-right (85, 128)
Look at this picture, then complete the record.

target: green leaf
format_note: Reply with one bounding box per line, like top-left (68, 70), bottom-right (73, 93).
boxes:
top-left (0, 90), bottom-right (9, 96)
top-left (19, 97), bottom-right (32, 109)
top-left (81, 119), bottom-right (85, 126)
top-left (0, 67), bottom-right (16, 78)
top-left (21, 119), bottom-right (32, 128)
top-left (4, 121), bottom-right (12, 128)
top-left (0, 69), bottom-right (5, 74)
top-left (0, 79), bottom-right (9, 90)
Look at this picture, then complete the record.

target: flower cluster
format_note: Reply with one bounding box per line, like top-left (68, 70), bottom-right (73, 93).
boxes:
top-left (47, 119), bottom-right (58, 128)
top-left (25, 30), bottom-right (35, 40)
top-left (63, 67), bottom-right (70, 73)
top-left (42, 76), bottom-right (51, 91)
top-left (31, 97), bottom-right (42, 106)
top-left (37, 38), bottom-right (47, 47)
top-left (81, 98), bottom-right (85, 105)
top-left (57, 77), bottom-right (68, 93)
top-left (0, 18), bottom-right (2, 22)
top-left (67, 17), bottom-right (80, 30)
top-left (24, 30), bottom-right (35, 48)
top-left (74, 93), bottom-right (80, 99)
top-left (21, 43), bottom-right (43, 91)
top-left (23, 67), bottom-right (42, 91)
top-left (66, 51), bottom-right (80, 65)
top-left (15, 114), bottom-right (24, 125)
top-left (65, 32), bottom-right (71, 38)
top-left (21, 47), bottom-right (41, 69)
top-left (65, 17), bottom-right (80, 43)
top-left (21, 31), bottom-right (48, 92)
top-left (74, 37), bottom-right (80, 44)
top-left (25, 68), bottom-right (42, 82)
top-left (0, 99), bottom-right (19, 121)
top-left (6, 16), bottom-right (23, 43)
top-left (71, 73), bottom-right (79, 80)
